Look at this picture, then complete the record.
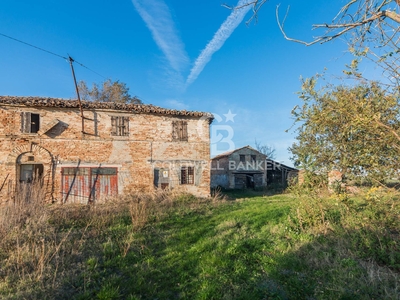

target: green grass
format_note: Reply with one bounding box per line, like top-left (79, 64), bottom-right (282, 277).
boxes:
top-left (71, 195), bottom-right (293, 299)
top-left (0, 190), bottom-right (399, 299)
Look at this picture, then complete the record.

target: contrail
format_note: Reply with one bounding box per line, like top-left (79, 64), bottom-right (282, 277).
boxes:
top-left (132, 0), bottom-right (189, 73)
top-left (186, 0), bottom-right (252, 86)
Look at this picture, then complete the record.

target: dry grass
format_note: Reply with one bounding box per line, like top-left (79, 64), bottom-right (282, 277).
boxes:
top-left (0, 183), bottom-right (225, 299)
top-left (0, 181), bottom-right (47, 235)
top-left (1, 183), bottom-right (398, 299)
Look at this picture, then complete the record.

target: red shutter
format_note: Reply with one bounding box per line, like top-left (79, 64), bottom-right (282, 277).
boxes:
top-left (62, 167), bottom-right (118, 203)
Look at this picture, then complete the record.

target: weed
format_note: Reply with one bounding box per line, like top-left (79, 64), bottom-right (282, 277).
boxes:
top-left (0, 183), bottom-right (399, 299)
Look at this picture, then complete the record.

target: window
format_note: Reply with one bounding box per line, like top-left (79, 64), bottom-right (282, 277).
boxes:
top-left (172, 121), bottom-right (188, 141)
top-left (20, 164), bottom-right (43, 183)
top-left (111, 116), bottom-right (129, 136)
top-left (239, 155), bottom-right (246, 163)
top-left (251, 155), bottom-right (256, 163)
top-left (21, 112), bottom-right (40, 133)
top-left (181, 166), bottom-right (194, 185)
top-left (62, 167), bottom-right (90, 176)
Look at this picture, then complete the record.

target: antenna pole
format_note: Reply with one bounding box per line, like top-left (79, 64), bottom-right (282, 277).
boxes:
top-left (69, 56), bottom-right (85, 134)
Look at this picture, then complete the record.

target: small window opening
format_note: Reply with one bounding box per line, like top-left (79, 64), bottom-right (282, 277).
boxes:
top-left (239, 155), bottom-right (246, 163)
top-left (181, 166), bottom-right (194, 185)
top-left (20, 164), bottom-right (43, 183)
top-left (21, 112), bottom-right (40, 133)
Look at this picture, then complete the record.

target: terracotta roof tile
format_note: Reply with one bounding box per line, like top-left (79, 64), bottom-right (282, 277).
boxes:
top-left (0, 96), bottom-right (214, 119)
top-left (212, 145), bottom-right (259, 160)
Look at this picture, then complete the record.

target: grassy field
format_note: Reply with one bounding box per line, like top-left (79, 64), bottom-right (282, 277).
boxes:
top-left (0, 189), bottom-right (399, 299)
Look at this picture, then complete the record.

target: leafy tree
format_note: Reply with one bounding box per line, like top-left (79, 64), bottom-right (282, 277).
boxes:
top-left (290, 78), bottom-right (400, 183)
top-left (224, 1), bottom-right (400, 183)
top-left (255, 139), bottom-right (276, 159)
top-left (224, 1), bottom-right (400, 181)
top-left (78, 79), bottom-right (142, 104)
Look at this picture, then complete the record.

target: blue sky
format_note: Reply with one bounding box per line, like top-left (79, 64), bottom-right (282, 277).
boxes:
top-left (0, 1), bottom-right (376, 166)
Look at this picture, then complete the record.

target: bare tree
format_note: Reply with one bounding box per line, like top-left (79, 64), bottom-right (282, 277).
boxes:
top-left (255, 139), bottom-right (276, 159)
top-left (78, 79), bottom-right (142, 104)
top-left (222, 0), bottom-right (269, 24)
top-left (225, 1), bottom-right (400, 86)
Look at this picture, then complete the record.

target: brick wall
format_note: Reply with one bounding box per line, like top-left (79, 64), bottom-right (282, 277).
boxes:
top-left (0, 102), bottom-right (212, 203)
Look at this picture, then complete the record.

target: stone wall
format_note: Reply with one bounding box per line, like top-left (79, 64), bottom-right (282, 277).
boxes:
top-left (210, 146), bottom-right (267, 189)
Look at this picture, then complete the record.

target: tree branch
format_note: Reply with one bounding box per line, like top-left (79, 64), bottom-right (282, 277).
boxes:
top-left (276, 5), bottom-right (400, 46)
top-left (383, 9), bottom-right (400, 23)
top-left (374, 118), bottom-right (400, 142)
top-left (276, 2), bottom-right (400, 46)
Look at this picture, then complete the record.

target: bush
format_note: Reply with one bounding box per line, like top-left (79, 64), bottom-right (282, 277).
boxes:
top-left (286, 186), bottom-right (400, 270)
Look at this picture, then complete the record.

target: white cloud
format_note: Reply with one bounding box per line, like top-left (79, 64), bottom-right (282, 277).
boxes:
top-left (186, 0), bottom-right (252, 86)
top-left (148, 60), bottom-right (187, 93)
top-left (132, 0), bottom-right (189, 73)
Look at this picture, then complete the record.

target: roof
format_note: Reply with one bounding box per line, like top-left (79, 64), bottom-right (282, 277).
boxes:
top-left (212, 145), bottom-right (261, 160)
top-left (0, 96), bottom-right (214, 119)
top-left (266, 159), bottom-right (298, 172)
top-left (212, 145), bottom-right (298, 171)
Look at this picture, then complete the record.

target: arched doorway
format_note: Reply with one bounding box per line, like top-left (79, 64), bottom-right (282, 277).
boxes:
top-left (9, 143), bottom-right (54, 202)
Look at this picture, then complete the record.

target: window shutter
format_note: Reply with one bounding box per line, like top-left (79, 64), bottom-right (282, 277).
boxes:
top-left (111, 116), bottom-right (129, 136)
top-left (111, 116), bottom-right (117, 135)
top-left (20, 112), bottom-right (31, 133)
top-left (172, 121), bottom-right (177, 140)
top-left (26, 112), bottom-right (31, 133)
top-left (20, 112), bottom-right (25, 133)
top-left (182, 121), bottom-right (188, 141)
top-left (124, 117), bottom-right (129, 136)
top-left (172, 121), bottom-right (188, 141)
top-left (116, 117), bottom-right (122, 136)
top-left (178, 121), bottom-right (183, 140)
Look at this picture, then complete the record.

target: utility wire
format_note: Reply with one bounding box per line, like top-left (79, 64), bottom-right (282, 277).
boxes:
top-left (0, 32), bottom-right (106, 79)
top-left (69, 55), bottom-right (107, 79)
top-left (0, 32), bottom-right (68, 60)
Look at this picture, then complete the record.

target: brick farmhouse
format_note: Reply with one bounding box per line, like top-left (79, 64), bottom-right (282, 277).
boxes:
top-left (0, 96), bottom-right (213, 203)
